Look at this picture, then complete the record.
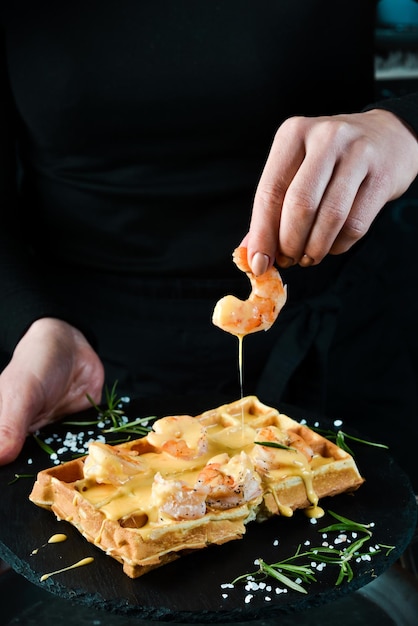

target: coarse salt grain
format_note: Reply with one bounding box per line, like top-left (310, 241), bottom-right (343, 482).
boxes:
top-left (244, 594), bottom-right (253, 604)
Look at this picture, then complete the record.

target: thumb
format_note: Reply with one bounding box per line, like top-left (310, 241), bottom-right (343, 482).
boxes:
top-left (0, 371), bottom-right (44, 466)
top-left (0, 411), bottom-right (30, 465)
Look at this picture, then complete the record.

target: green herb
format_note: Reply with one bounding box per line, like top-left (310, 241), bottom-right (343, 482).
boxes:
top-left (230, 511), bottom-right (395, 593)
top-left (312, 427), bottom-right (389, 455)
top-left (32, 434), bottom-right (56, 457)
top-left (8, 473), bottom-right (35, 485)
top-left (62, 419), bottom-right (101, 427)
top-left (319, 510), bottom-right (373, 536)
top-left (254, 440), bottom-right (296, 452)
top-left (32, 382), bottom-right (154, 461)
top-left (232, 546), bottom-right (316, 594)
top-left (86, 380), bottom-right (126, 428)
top-left (103, 416), bottom-right (154, 436)
top-left (85, 381), bottom-right (154, 437)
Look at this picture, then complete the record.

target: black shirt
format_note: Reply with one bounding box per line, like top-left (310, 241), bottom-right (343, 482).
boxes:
top-left (0, 0), bottom-right (416, 396)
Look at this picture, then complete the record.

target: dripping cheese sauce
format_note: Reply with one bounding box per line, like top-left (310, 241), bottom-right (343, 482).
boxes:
top-left (236, 333), bottom-right (325, 520)
top-left (75, 401), bottom-right (330, 541)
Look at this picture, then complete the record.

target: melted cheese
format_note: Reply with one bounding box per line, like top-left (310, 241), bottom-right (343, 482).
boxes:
top-left (77, 400), bottom-right (333, 528)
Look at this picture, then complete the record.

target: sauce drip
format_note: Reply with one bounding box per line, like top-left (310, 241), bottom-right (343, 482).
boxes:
top-left (48, 533), bottom-right (67, 544)
top-left (40, 557), bottom-right (94, 582)
top-left (237, 335), bottom-right (245, 436)
top-left (305, 504), bottom-right (325, 519)
top-left (31, 533), bottom-right (68, 555)
top-left (237, 334), bottom-right (244, 400)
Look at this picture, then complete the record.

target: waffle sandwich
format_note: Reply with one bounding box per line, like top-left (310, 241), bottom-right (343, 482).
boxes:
top-left (29, 396), bottom-right (364, 578)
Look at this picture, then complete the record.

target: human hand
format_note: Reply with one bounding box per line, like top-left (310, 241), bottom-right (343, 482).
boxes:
top-left (0, 318), bottom-right (105, 465)
top-left (242, 109), bottom-right (418, 274)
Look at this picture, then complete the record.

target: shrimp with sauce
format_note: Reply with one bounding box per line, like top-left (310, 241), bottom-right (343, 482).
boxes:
top-left (147, 414), bottom-right (208, 459)
top-left (151, 472), bottom-right (208, 521)
top-left (212, 246), bottom-right (287, 336)
top-left (83, 441), bottom-right (147, 485)
top-left (195, 452), bottom-right (262, 510)
top-left (250, 426), bottom-right (314, 474)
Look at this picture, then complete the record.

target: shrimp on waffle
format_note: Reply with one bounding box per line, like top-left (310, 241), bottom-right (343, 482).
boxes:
top-left (29, 396), bottom-right (364, 578)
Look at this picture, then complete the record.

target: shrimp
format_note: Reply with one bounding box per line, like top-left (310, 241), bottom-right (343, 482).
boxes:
top-left (147, 414), bottom-right (208, 459)
top-left (151, 472), bottom-right (208, 521)
top-left (212, 246), bottom-right (287, 336)
top-left (250, 426), bottom-right (314, 474)
top-left (195, 452), bottom-right (262, 510)
top-left (83, 441), bottom-right (147, 485)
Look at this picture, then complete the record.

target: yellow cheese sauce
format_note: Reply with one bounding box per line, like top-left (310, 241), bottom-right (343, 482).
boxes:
top-left (76, 400), bottom-right (334, 529)
top-left (30, 533), bottom-right (68, 556)
top-left (40, 557), bottom-right (94, 582)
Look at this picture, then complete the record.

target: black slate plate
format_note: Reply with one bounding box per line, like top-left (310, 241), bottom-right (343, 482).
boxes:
top-left (0, 395), bottom-right (416, 623)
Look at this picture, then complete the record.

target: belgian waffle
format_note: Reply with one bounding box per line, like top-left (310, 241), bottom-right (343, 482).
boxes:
top-left (29, 396), bottom-right (364, 578)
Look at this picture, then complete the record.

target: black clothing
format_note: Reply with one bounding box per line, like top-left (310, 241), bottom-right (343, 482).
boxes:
top-left (0, 2), bottom-right (417, 485)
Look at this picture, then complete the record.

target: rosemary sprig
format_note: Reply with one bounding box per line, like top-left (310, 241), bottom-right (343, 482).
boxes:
top-left (102, 416), bottom-right (154, 436)
top-left (230, 511), bottom-right (395, 593)
top-left (86, 380), bottom-right (126, 428)
top-left (232, 545), bottom-right (316, 594)
top-left (62, 419), bottom-right (101, 427)
top-left (319, 510), bottom-right (373, 536)
top-left (32, 382), bottom-right (153, 461)
top-left (86, 382), bottom-right (154, 436)
top-left (8, 473), bottom-right (35, 485)
top-left (312, 427), bottom-right (388, 455)
top-left (32, 434), bottom-right (56, 457)
top-left (254, 441), bottom-right (296, 452)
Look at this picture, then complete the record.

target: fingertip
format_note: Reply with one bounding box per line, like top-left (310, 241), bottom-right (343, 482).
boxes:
top-left (299, 254), bottom-right (315, 267)
top-left (251, 252), bottom-right (270, 276)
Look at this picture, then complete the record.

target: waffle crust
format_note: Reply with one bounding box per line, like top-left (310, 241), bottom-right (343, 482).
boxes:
top-left (29, 396), bottom-right (364, 578)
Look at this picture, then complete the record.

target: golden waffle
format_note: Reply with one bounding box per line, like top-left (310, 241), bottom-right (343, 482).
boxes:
top-left (29, 396), bottom-right (364, 578)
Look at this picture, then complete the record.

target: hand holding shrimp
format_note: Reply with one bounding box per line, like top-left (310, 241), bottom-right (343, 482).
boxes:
top-left (243, 109), bottom-right (418, 271)
top-left (212, 246), bottom-right (287, 337)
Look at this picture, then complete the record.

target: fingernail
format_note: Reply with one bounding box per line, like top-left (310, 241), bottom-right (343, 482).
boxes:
top-left (277, 254), bottom-right (294, 268)
top-left (251, 252), bottom-right (270, 276)
top-left (299, 254), bottom-right (314, 267)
